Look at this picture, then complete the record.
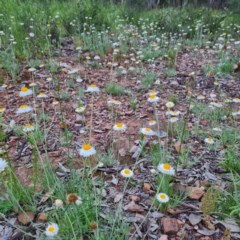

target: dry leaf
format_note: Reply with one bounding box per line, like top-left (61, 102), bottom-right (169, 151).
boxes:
top-left (17, 212), bottom-right (34, 225)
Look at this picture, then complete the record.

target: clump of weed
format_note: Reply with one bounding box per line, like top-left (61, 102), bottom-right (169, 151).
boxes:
top-left (106, 82), bottom-right (125, 96)
top-left (141, 72), bottom-right (157, 89)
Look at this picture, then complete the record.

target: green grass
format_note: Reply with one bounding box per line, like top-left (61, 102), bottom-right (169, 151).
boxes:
top-left (141, 71), bottom-right (157, 89)
top-left (217, 173), bottom-right (240, 222)
top-left (106, 82), bottom-right (125, 96)
top-left (221, 147), bottom-right (240, 173)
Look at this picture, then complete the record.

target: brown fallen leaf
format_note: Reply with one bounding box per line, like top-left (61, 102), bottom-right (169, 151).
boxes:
top-left (17, 212), bottom-right (35, 225)
top-left (188, 187), bottom-right (205, 200)
top-left (37, 212), bottom-right (48, 223)
top-left (174, 141), bottom-right (186, 153)
top-left (129, 195), bottom-right (140, 202)
top-left (159, 235), bottom-right (168, 240)
top-left (143, 182), bottom-right (151, 192)
top-left (161, 218), bottom-right (179, 234)
top-left (126, 201), bottom-right (144, 213)
top-left (203, 215), bottom-right (215, 230)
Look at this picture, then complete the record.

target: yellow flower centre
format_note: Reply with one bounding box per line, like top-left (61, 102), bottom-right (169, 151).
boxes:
top-left (25, 124), bottom-right (32, 129)
top-left (48, 226), bottom-right (55, 233)
top-left (39, 92), bottom-right (45, 96)
top-left (116, 123), bottom-right (123, 128)
top-left (159, 194), bottom-right (166, 200)
top-left (0, 107), bottom-right (5, 112)
top-left (149, 94), bottom-right (156, 99)
top-left (235, 98), bottom-right (239, 101)
top-left (123, 169), bottom-right (130, 175)
top-left (207, 137), bottom-right (213, 142)
top-left (90, 84), bottom-right (96, 88)
top-left (20, 105), bottom-right (27, 109)
top-left (21, 87), bottom-right (28, 92)
top-left (149, 120), bottom-right (155, 123)
top-left (83, 144), bottom-right (91, 151)
top-left (163, 163), bottom-right (171, 170)
top-left (145, 128), bottom-right (151, 132)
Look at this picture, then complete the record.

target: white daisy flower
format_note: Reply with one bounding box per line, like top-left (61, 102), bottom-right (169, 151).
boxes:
top-left (86, 84), bottom-right (100, 93)
top-left (76, 77), bottom-right (83, 83)
top-left (148, 90), bottom-right (158, 96)
top-left (232, 110), bottom-right (240, 116)
top-left (170, 110), bottom-right (180, 116)
top-left (148, 120), bottom-right (156, 126)
top-left (37, 92), bottom-right (48, 99)
top-left (28, 67), bottom-right (36, 72)
top-left (210, 101), bottom-right (223, 108)
top-left (29, 82), bottom-right (37, 87)
top-left (165, 109), bottom-right (173, 116)
top-left (140, 127), bottom-right (155, 136)
top-left (0, 107), bottom-right (6, 113)
top-left (148, 94), bottom-right (159, 103)
top-left (169, 117), bottom-right (178, 123)
top-left (0, 84), bottom-right (7, 91)
top-left (113, 123), bottom-right (127, 132)
top-left (225, 98), bottom-right (232, 103)
top-left (166, 102), bottom-right (175, 108)
top-left (233, 98), bottom-right (240, 103)
top-left (212, 127), bottom-right (222, 132)
top-left (197, 94), bottom-right (205, 100)
top-left (16, 105), bottom-right (32, 114)
top-left (210, 93), bottom-right (217, 99)
top-left (156, 193), bottom-right (169, 203)
top-left (94, 55), bottom-right (100, 61)
top-left (204, 137), bottom-right (214, 144)
top-left (120, 168), bottom-right (134, 178)
top-left (45, 223), bottom-right (59, 238)
top-left (107, 99), bottom-right (121, 106)
top-left (19, 87), bottom-right (33, 97)
top-left (75, 106), bottom-right (86, 113)
top-left (0, 158), bottom-right (8, 173)
top-left (23, 124), bottom-right (34, 133)
top-left (79, 144), bottom-right (96, 157)
top-left (157, 163), bottom-right (175, 176)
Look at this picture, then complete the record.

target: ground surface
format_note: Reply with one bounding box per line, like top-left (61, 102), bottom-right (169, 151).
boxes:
top-left (0, 37), bottom-right (240, 239)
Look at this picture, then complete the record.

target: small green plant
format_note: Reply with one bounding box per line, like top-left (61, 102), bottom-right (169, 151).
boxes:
top-left (217, 173), bottom-right (240, 221)
top-left (164, 68), bottom-right (176, 77)
top-left (169, 191), bottom-right (187, 209)
top-left (150, 145), bottom-right (169, 166)
top-left (58, 91), bottom-right (71, 101)
top-left (167, 48), bottom-right (177, 67)
top-left (0, 200), bottom-right (12, 214)
top-left (106, 82), bottom-right (125, 96)
top-left (219, 62), bottom-right (234, 75)
top-left (98, 149), bottom-right (116, 167)
top-left (201, 187), bottom-right (219, 216)
top-left (141, 71), bottom-right (157, 89)
top-left (60, 129), bottom-right (73, 147)
top-left (221, 147), bottom-right (240, 173)
top-left (130, 97), bottom-right (138, 111)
